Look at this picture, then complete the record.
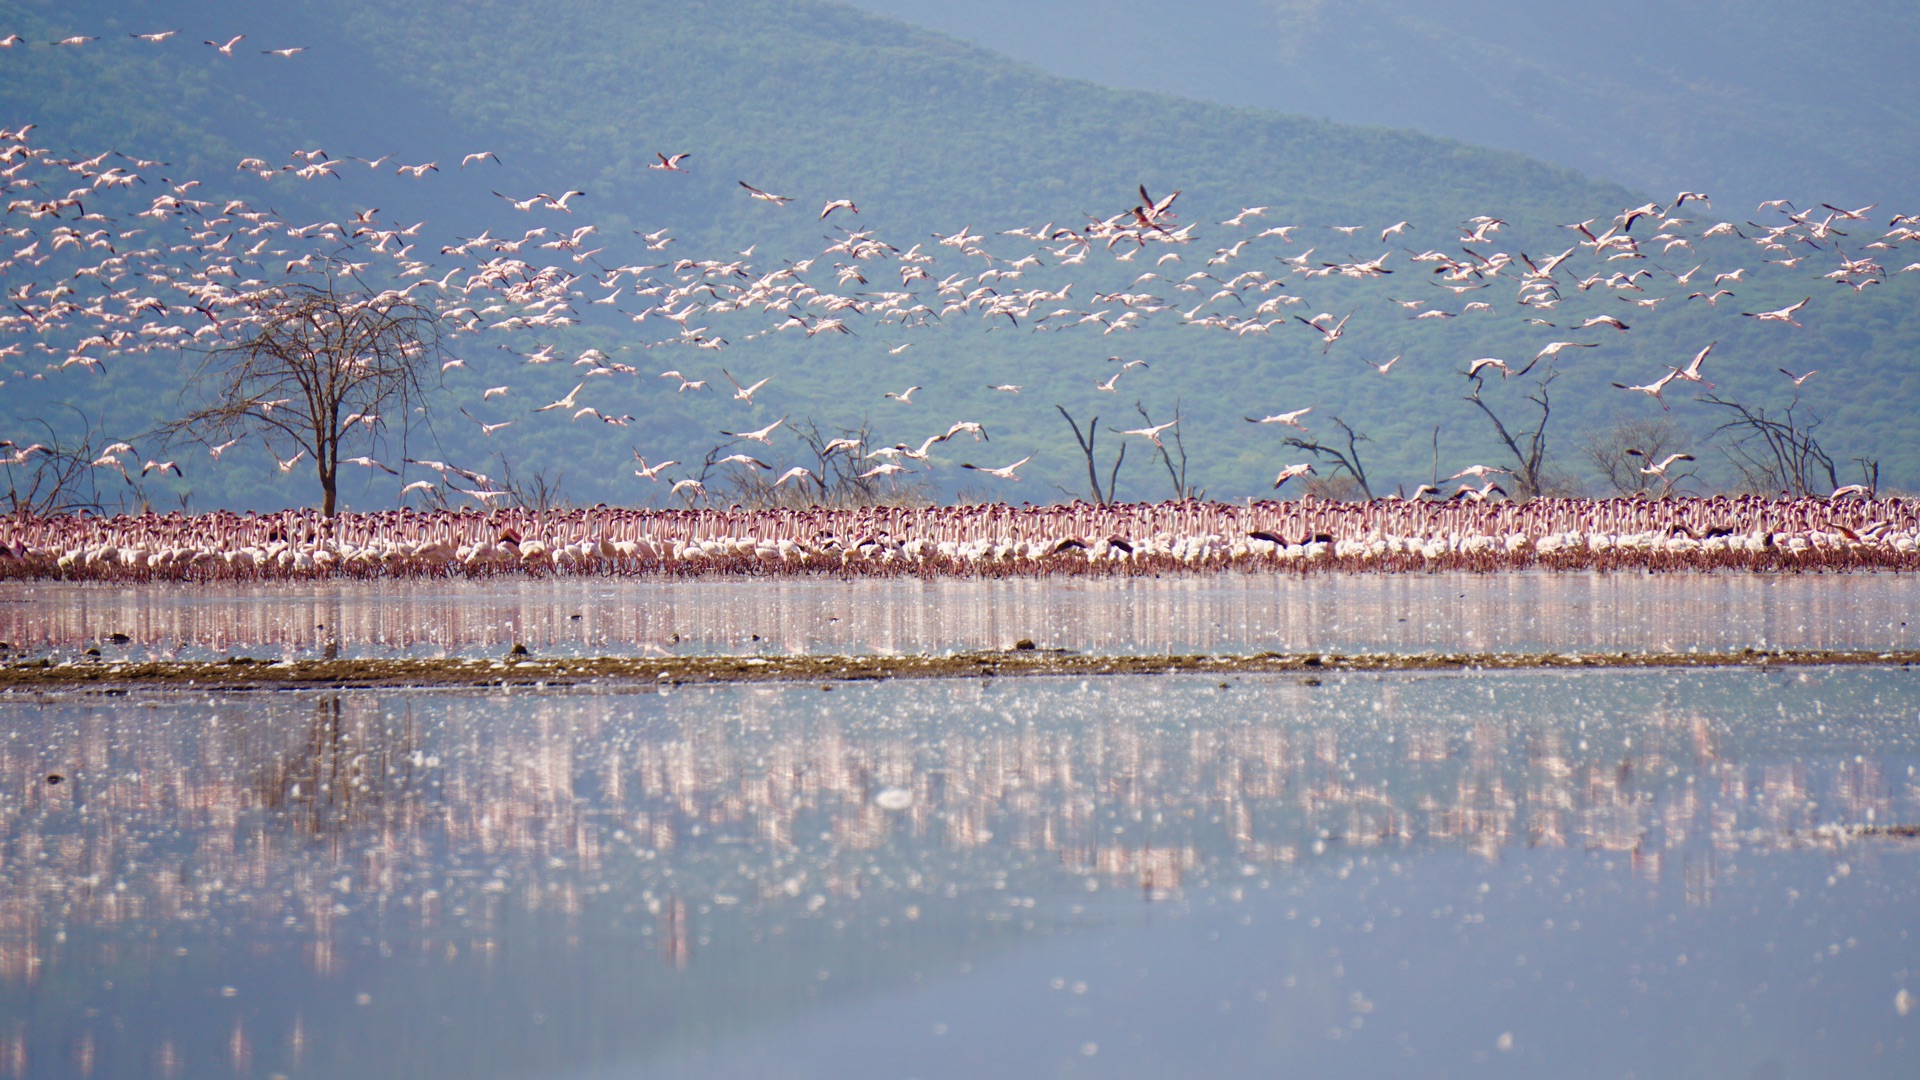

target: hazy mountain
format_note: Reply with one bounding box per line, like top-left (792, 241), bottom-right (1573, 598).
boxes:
top-left (844, 0), bottom-right (1920, 217)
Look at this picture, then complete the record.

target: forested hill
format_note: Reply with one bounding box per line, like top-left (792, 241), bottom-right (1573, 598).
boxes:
top-left (1, 0), bottom-right (1631, 243)
top-left (1, 0), bottom-right (1915, 512)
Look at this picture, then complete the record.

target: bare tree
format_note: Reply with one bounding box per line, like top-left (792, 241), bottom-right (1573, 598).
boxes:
top-left (161, 256), bottom-right (443, 516)
top-left (1282, 415), bottom-right (1373, 500)
top-left (2, 406), bottom-right (148, 517)
top-left (1700, 393), bottom-right (1845, 496)
top-left (1852, 458), bottom-right (1880, 496)
top-left (497, 457), bottom-right (569, 516)
top-left (1464, 372), bottom-right (1556, 498)
top-left (691, 418), bottom-right (934, 510)
top-left (1582, 414), bottom-right (1686, 496)
top-left (785, 418), bottom-right (892, 507)
top-left (1056, 405), bottom-right (1125, 505)
top-left (1116, 400), bottom-right (1203, 501)
top-left (254, 694), bottom-right (421, 838)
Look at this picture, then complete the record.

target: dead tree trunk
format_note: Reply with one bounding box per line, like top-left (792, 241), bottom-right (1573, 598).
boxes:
top-left (1464, 373), bottom-right (1555, 498)
top-left (1057, 405), bottom-right (1125, 505)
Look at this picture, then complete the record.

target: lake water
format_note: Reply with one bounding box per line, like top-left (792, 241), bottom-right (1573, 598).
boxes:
top-left (3, 572), bottom-right (1917, 661)
top-left (2, 666), bottom-right (1916, 1077)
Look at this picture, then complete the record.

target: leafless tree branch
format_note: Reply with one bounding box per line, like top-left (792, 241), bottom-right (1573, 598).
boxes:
top-left (158, 254), bottom-right (443, 515)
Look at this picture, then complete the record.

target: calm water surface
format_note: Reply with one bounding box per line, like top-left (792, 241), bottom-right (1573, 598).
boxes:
top-left (3, 573), bottom-right (1917, 659)
top-left (2, 667), bottom-right (1917, 1077)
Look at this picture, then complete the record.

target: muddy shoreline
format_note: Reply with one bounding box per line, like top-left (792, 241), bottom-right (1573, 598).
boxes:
top-left (3, 646), bottom-right (1916, 693)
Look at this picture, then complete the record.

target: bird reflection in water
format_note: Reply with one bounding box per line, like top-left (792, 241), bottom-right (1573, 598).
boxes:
top-left (0, 672), bottom-right (1911, 1074)
top-left (657, 895), bottom-right (691, 969)
top-left (4, 572), bottom-right (1920, 664)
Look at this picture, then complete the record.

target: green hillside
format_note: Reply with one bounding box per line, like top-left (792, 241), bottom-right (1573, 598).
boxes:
top-left (2, 0), bottom-right (1915, 513)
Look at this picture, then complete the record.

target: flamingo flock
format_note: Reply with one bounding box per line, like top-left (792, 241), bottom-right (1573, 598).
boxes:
top-left (3, 495), bottom-right (1914, 581)
top-left (2, 28), bottom-right (1917, 522)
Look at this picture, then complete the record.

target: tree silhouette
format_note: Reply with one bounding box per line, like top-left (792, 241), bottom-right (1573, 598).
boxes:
top-left (162, 255), bottom-right (442, 515)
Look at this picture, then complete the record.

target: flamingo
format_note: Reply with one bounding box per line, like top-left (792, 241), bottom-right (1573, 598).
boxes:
top-left (722, 369), bottom-right (771, 403)
top-left (1294, 310), bottom-right (1352, 352)
top-left (1116, 420), bottom-right (1177, 447)
top-left (494, 191), bottom-right (545, 212)
top-left (1743, 298), bottom-right (1810, 326)
top-left (1611, 369), bottom-right (1682, 409)
top-left (1625, 450), bottom-right (1694, 476)
top-left (534, 382), bottom-right (587, 412)
top-left (738, 181), bottom-right (792, 205)
top-left (633, 457), bottom-right (679, 481)
top-left (960, 456), bottom-right (1032, 481)
top-left (893, 435), bottom-right (945, 461)
top-left (1672, 342), bottom-right (1716, 387)
top-left (1245, 408), bottom-right (1310, 429)
top-left (721, 417), bottom-right (786, 445)
top-left (1271, 463), bottom-right (1316, 490)
top-left (1450, 481), bottom-right (1507, 501)
top-left (1532, 341), bottom-right (1597, 362)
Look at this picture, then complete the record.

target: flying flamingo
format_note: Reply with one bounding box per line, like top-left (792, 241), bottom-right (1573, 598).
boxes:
top-left (1611, 368), bottom-right (1682, 409)
top-left (1272, 463), bottom-right (1316, 490)
top-left (960, 456), bottom-right (1032, 481)
top-left (1743, 298), bottom-right (1810, 326)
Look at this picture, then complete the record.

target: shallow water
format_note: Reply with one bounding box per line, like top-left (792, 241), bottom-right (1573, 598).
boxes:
top-left (2, 666), bottom-right (1916, 1077)
top-left (3, 572), bottom-right (1918, 661)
